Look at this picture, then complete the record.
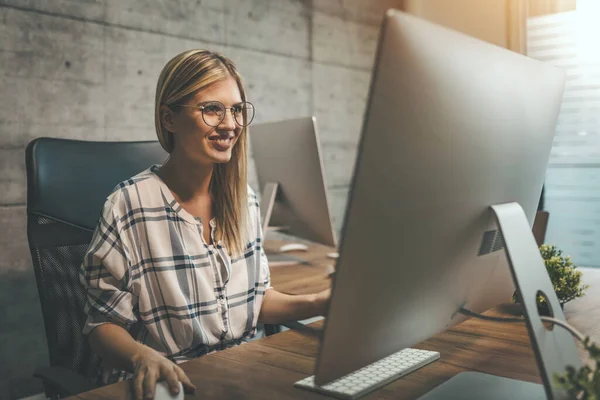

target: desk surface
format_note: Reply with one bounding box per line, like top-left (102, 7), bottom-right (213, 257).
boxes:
top-left (72, 241), bottom-right (600, 399)
top-left (265, 240), bottom-right (335, 296)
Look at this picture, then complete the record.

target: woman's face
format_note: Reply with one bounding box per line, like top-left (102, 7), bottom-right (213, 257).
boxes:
top-left (168, 76), bottom-right (244, 166)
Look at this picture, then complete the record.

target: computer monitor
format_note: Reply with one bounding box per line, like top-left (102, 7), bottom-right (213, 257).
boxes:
top-left (309, 9), bottom-right (579, 399)
top-left (250, 116), bottom-right (337, 248)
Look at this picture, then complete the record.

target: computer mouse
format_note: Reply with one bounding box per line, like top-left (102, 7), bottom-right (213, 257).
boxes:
top-left (279, 243), bottom-right (309, 252)
top-left (153, 381), bottom-right (184, 400)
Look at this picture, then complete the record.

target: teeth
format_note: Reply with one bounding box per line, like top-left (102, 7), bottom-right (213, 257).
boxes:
top-left (211, 137), bottom-right (232, 146)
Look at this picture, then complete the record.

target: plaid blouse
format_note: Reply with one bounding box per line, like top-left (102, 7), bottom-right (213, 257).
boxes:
top-left (80, 165), bottom-right (271, 383)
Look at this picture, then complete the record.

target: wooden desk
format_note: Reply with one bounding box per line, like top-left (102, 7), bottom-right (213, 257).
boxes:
top-left (264, 240), bottom-right (334, 296)
top-left (72, 242), bottom-right (600, 399)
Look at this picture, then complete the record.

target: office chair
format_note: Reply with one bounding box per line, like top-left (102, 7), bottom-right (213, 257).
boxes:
top-left (25, 137), bottom-right (167, 399)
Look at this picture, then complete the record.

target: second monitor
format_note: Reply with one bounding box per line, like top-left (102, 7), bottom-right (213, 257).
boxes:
top-left (250, 116), bottom-right (337, 249)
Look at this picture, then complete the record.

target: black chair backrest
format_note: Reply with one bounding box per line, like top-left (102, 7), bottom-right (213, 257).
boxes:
top-left (25, 138), bottom-right (167, 383)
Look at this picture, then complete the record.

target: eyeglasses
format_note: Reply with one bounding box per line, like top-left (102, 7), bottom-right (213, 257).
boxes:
top-left (176, 101), bottom-right (255, 127)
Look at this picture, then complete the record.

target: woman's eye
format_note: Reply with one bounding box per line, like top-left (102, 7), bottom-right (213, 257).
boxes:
top-left (204, 105), bottom-right (221, 113)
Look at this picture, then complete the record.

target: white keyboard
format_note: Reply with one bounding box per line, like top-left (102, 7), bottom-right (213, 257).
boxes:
top-left (295, 348), bottom-right (440, 399)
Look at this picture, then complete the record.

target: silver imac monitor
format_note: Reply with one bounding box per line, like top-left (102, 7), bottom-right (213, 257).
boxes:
top-left (302, 9), bottom-right (578, 400)
top-left (250, 116), bottom-right (337, 248)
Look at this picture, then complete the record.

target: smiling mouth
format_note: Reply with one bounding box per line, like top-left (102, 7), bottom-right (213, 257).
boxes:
top-left (208, 135), bottom-right (234, 150)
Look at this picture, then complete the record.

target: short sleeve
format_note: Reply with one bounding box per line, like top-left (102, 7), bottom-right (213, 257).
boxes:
top-left (80, 192), bottom-right (138, 335)
top-left (259, 245), bottom-right (271, 291)
top-left (250, 186), bottom-right (271, 291)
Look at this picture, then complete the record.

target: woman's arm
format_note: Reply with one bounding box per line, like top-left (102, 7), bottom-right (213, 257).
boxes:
top-left (89, 324), bottom-right (196, 400)
top-left (88, 323), bottom-right (148, 372)
top-left (258, 288), bottom-right (330, 324)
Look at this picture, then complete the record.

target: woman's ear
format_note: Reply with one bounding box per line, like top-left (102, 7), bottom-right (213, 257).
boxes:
top-left (160, 105), bottom-right (176, 133)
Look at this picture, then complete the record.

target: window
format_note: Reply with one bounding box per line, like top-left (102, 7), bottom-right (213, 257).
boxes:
top-left (527, 0), bottom-right (600, 267)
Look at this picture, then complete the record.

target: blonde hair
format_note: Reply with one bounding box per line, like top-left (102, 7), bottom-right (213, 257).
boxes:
top-left (155, 50), bottom-right (249, 257)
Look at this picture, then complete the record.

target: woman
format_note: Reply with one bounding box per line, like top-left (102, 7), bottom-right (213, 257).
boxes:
top-left (80, 49), bottom-right (330, 400)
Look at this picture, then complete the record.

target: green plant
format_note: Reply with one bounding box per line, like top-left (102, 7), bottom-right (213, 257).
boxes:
top-left (539, 244), bottom-right (588, 306)
top-left (513, 244), bottom-right (588, 308)
top-left (555, 336), bottom-right (600, 399)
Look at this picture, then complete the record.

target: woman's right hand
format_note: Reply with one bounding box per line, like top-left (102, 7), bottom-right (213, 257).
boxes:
top-left (131, 345), bottom-right (196, 400)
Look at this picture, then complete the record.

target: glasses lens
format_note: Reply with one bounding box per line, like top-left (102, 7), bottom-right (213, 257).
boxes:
top-left (233, 102), bottom-right (255, 127)
top-left (202, 101), bottom-right (225, 127)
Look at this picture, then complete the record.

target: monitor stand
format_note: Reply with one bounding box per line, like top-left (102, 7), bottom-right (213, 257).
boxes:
top-left (417, 202), bottom-right (582, 400)
top-left (259, 182), bottom-right (279, 235)
top-left (260, 182), bottom-right (312, 267)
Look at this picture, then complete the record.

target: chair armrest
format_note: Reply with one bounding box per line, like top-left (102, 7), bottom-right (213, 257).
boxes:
top-left (34, 366), bottom-right (94, 397)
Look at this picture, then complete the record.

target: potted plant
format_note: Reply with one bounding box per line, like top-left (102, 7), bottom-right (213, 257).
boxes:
top-left (513, 244), bottom-right (588, 314)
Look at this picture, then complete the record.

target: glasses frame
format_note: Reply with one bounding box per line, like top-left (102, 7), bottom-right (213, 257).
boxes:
top-left (176, 100), bottom-right (255, 127)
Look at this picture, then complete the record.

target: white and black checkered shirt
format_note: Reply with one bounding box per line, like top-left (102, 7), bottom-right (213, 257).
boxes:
top-left (80, 165), bottom-right (271, 383)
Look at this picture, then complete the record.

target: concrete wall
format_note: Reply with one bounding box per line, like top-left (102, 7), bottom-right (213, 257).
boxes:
top-left (0, 0), bottom-right (402, 398)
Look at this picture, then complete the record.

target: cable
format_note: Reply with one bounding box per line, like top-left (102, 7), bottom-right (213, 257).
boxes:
top-left (458, 307), bottom-right (586, 343)
top-left (458, 307), bottom-right (525, 323)
top-left (537, 316), bottom-right (586, 343)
